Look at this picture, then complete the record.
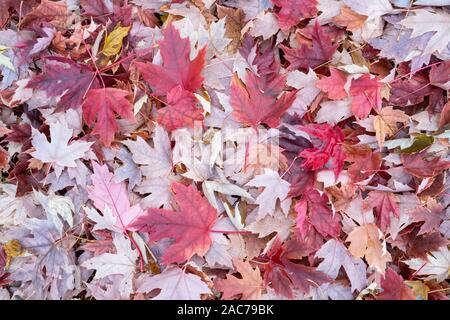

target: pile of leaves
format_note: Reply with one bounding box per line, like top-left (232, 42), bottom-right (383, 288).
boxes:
top-left (0, 0), bottom-right (449, 300)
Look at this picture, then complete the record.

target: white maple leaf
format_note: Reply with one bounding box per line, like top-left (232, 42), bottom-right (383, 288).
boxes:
top-left (400, 9), bottom-right (450, 56)
top-left (246, 209), bottom-right (294, 241)
top-left (84, 205), bottom-right (118, 233)
top-left (34, 191), bottom-right (75, 234)
top-left (82, 233), bottom-right (138, 296)
top-left (136, 176), bottom-right (174, 209)
top-left (31, 120), bottom-right (93, 173)
top-left (122, 125), bottom-right (172, 179)
top-left (246, 169), bottom-right (291, 219)
top-left (404, 246), bottom-right (450, 282)
top-left (136, 267), bottom-right (212, 300)
top-left (286, 69), bottom-right (321, 117)
top-left (315, 239), bottom-right (367, 292)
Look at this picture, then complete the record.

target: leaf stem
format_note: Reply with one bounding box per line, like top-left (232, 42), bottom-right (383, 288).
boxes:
top-left (210, 229), bottom-right (252, 235)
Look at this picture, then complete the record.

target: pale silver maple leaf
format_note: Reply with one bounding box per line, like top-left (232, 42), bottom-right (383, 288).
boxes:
top-left (404, 246), bottom-right (450, 282)
top-left (31, 121), bottom-right (93, 171)
top-left (246, 169), bottom-right (291, 219)
top-left (123, 125), bottom-right (172, 179)
top-left (315, 239), bottom-right (367, 292)
top-left (400, 8), bottom-right (450, 56)
top-left (136, 267), bottom-right (211, 300)
top-left (82, 233), bottom-right (138, 297)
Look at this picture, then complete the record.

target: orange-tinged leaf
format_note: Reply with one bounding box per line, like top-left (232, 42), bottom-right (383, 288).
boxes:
top-left (346, 223), bottom-right (391, 274)
top-left (215, 259), bottom-right (263, 300)
top-left (332, 6), bottom-right (368, 32)
top-left (373, 106), bottom-right (409, 147)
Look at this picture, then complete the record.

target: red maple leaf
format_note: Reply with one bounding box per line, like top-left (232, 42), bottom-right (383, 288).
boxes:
top-left (365, 191), bottom-right (399, 232)
top-left (348, 74), bottom-right (382, 119)
top-left (27, 57), bottom-right (98, 111)
top-left (281, 21), bottom-right (338, 71)
top-left (377, 268), bottom-right (415, 300)
top-left (315, 67), bottom-right (348, 100)
top-left (390, 69), bottom-right (437, 106)
top-left (401, 150), bottom-right (450, 178)
top-left (271, 0), bottom-right (318, 30)
top-left (295, 189), bottom-right (341, 238)
top-left (263, 236), bottom-right (330, 298)
top-left (298, 123), bottom-right (345, 177)
top-left (133, 24), bottom-right (206, 96)
top-left (82, 88), bottom-right (135, 146)
top-left (230, 71), bottom-right (297, 128)
top-left (129, 182), bottom-right (218, 265)
top-left (403, 230), bottom-right (449, 260)
top-left (157, 86), bottom-right (204, 132)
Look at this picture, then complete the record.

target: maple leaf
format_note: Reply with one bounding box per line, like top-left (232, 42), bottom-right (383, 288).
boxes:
top-left (389, 71), bottom-right (436, 106)
top-left (26, 57), bottom-right (98, 111)
top-left (403, 230), bottom-right (448, 260)
top-left (216, 5), bottom-right (245, 53)
top-left (373, 106), bottom-right (409, 147)
top-left (399, 9), bottom-right (450, 55)
top-left (20, 0), bottom-right (68, 31)
top-left (81, 233), bottom-right (138, 298)
top-left (401, 151), bottom-right (450, 178)
top-left (430, 61), bottom-right (450, 90)
top-left (281, 21), bottom-right (338, 71)
top-left (21, 217), bottom-right (77, 299)
top-left (295, 189), bottom-right (341, 238)
top-left (31, 121), bottom-right (93, 173)
top-left (376, 268), bottom-right (415, 300)
top-left (133, 24), bottom-right (206, 96)
top-left (156, 86), bottom-right (204, 132)
top-left (332, 5), bottom-right (368, 32)
top-left (364, 191), bottom-right (399, 232)
top-left (315, 239), bottom-right (367, 292)
top-left (129, 182), bottom-right (218, 265)
top-left (343, 144), bottom-right (382, 182)
top-left (271, 0), bottom-right (318, 30)
top-left (409, 199), bottom-right (445, 235)
top-left (404, 246), bottom-right (450, 282)
top-left (346, 223), bottom-right (391, 274)
top-left (264, 237), bottom-right (331, 297)
top-left (230, 71), bottom-right (297, 128)
top-left (87, 162), bottom-right (145, 232)
top-left (80, 0), bottom-right (112, 17)
top-left (349, 74), bottom-right (382, 119)
top-left (298, 123), bottom-right (345, 177)
top-left (246, 169), bottom-right (291, 219)
top-left (123, 126), bottom-right (172, 179)
top-left (215, 259), bottom-right (263, 300)
top-left (315, 67), bottom-right (348, 100)
top-left (82, 88), bottom-right (135, 146)
top-left (137, 267), bottom-right (211, 300)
